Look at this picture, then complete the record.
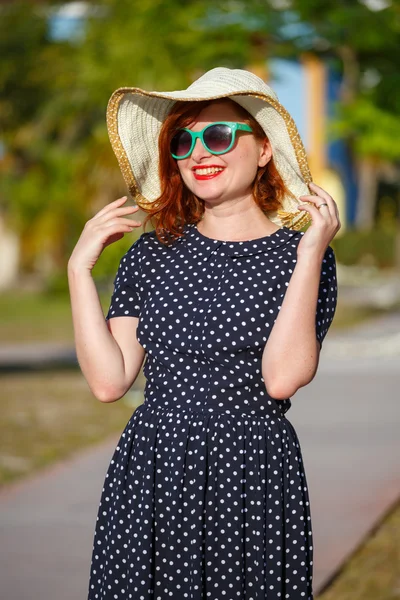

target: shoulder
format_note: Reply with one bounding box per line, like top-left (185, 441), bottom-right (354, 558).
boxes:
top-left (123, 228), bottom-right (182, 269)
top-left (115, 231), bottom-right (154, 274)
top-left (125, 229), bottom-right (159, 257)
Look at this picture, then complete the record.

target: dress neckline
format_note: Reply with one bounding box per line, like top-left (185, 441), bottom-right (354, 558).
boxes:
top-left (192, 223), bottom-right (291, 245)
top-left (181, 222), bottom-right (299, 258)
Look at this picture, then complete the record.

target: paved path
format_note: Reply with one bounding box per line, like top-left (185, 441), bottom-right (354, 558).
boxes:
top-left (290, 355), bottom-right (400, 591)
top-left (0, 342), bottom-right (77, 371)
top-left (324, 311), bottom-right (400, 359)
top-left (0, 441), bottom-right (115, 600)
top-left (0, 323), bottom-right (399, 598)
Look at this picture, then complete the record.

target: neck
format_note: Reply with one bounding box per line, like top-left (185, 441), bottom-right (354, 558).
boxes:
top-left (197, 197), bottom-right (279, 242)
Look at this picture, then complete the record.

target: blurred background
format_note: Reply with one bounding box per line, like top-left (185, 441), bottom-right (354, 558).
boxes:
top-left (0, 1), bottom-right (399, 599)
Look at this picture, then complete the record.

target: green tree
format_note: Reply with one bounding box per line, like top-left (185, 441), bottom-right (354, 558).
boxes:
top-left (243, 0), bottom-right (400, 227)
top-left (0, 0), bottom-right (256, 284)
top-left (2, 0), bottom-right (399, 282)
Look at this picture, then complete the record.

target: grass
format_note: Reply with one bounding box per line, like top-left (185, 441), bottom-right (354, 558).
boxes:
top-left (0, 289), bottom-right (111, 343)
top-left (317, 500), bottom-right (400, 600)
top-left (0, 369), bottom-right (145, 487)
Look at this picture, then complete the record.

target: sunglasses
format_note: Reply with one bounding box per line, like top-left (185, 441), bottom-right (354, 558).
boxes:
top-left (170, 121), bottom-right (253, 160)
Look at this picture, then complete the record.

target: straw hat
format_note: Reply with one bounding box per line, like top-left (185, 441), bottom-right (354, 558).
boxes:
top-left (106, 67), bottom-right (313, 230)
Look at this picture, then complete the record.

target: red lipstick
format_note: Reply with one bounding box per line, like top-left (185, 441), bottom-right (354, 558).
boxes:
top-left (192, 166), bottom-right (225, 181)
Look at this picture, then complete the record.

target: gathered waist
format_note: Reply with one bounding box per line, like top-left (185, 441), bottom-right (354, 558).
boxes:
top-left (141, 353), bottom-right (294, 414)
top-left (141, 393), bottom-right (290, 419)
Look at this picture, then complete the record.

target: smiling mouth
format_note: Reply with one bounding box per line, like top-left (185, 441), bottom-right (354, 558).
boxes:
top-left (193, 166), bottom-right (224, 179)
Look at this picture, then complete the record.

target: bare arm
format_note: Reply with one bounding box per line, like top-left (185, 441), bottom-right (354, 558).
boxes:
top-left (262, 183), bottom-right (340, 399)
top-left (262, 253), bottom-right (322, 399)
top-left (68, 267), bottom-right (145, 402)
top-left (68, 196), bottom-right (144, 403)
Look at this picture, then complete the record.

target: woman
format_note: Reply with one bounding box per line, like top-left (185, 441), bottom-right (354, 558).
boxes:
top-left (68, 67), bottom-right (339, 599)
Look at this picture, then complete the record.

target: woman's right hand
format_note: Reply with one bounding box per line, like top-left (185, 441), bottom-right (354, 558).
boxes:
top-left (68, 196), bottom-right (142, 272)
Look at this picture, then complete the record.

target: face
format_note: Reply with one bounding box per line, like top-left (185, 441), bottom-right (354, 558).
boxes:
top-left (175, 100), bottom-right (272, 206)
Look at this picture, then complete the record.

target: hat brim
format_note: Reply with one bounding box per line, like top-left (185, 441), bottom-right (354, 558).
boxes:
top-left (107, 86), bottom-right (312, 230)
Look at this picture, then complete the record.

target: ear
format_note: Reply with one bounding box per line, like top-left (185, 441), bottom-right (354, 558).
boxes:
top-left (258, 138), bottom-right (272, 168)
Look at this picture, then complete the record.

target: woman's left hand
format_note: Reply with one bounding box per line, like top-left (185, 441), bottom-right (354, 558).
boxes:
top-left (297, 182), bottom-right (341, 259)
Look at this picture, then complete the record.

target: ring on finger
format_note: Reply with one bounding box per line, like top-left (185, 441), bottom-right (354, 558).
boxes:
top-left (317, 203), bottom-right (329, 209)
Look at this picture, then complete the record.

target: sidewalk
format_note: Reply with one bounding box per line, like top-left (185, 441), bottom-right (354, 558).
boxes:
top-left (0, 342), bottom-right (77, 371)
top-left (0, 440), bottom-right (115, 600)
top-left (291, 354), bottom-right (400, 590)
top-left (324, 310), bottom-right (400, 358)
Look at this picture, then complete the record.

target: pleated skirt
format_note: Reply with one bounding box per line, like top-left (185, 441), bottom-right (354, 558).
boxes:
top-left (88, 401), bottom-right (314, 599)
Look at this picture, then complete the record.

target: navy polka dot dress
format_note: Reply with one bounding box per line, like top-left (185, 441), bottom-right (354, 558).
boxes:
top-left (88, 223), bottom-right (337, 600)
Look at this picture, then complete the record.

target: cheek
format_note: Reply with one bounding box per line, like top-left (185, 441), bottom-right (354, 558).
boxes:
top-left (177, 161), bottom-right (194, 189)
top-left (236, 151), bottom-right (260, 180)
top-left (235, 140), bottom-right (261, 170)
top-left (177, 160), bottom-right (189, 178)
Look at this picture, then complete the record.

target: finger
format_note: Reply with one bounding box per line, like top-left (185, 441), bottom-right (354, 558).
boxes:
top-left (300, 198), bottom-right (341, 234)
top-left (308, 182), bottom-right (333, 202)
top-left (103, 217), bottom-right (142, 229)
top-left (96, 205), bottom-right (141, 223)
top-left (299, 196), bottom-right (336, 221)
top-left (308, 186), bottom-right (341, 222)
top-left (308, 182), bottom-right (340, 218)
top-left (101, 223), bottom-right (140, 242)
top-left (299, 195), bottom-right (327, 206)
top-left (93, 196), bottom-right (130, 219)
top-left (298, 202), bottom-right (325, 223)
top-left (299, 195), bottom-right (333, 217)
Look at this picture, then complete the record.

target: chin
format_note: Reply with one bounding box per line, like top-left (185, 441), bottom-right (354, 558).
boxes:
top-left (196, 193), bottom-right (227, 206)
top-left (189, 186), bottom-right (224, 202)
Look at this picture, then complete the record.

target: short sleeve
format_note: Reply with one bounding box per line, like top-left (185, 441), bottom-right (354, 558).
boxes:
top-left (316, 246), bottom-right (338, 347)
top-left (105, 236), bottom-right (144, 321)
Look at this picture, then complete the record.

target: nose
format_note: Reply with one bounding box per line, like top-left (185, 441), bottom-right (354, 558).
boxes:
top-left (190, 136), bottom-right (212, 162)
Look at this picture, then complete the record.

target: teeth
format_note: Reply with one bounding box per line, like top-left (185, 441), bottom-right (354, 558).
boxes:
top-left (194, 167), bottom-right (224, 175)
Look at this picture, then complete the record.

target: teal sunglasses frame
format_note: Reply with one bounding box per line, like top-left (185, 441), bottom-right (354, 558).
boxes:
top-left (170, 121), bottom-right (253, 160)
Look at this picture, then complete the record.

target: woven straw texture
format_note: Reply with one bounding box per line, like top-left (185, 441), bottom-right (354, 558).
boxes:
top-left (107, 67), bottom-right (313, 230)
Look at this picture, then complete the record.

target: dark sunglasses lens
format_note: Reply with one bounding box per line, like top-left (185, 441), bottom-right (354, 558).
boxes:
top-left (203, 124), bottom-right (232, 153)
top-left (171, 130), bottom-right (192, 157)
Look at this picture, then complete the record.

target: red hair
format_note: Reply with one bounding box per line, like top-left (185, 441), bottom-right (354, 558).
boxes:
top-left (142, 99), bottom-right (290, 245)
